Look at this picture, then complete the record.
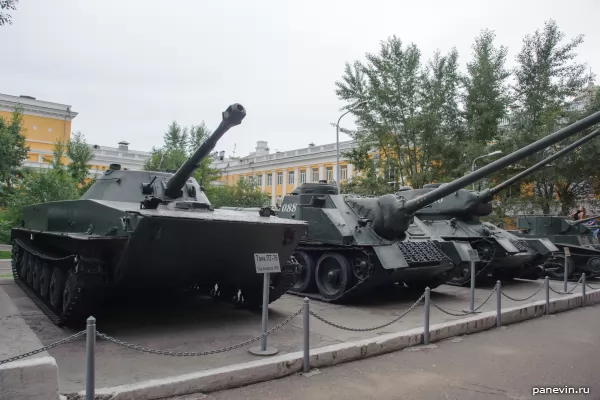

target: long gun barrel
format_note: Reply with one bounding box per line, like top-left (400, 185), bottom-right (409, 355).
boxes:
top-left (402, 110), bottom-right (600, 213)
top-left (164, 104), bottom-right (246, 199)
top-left (479, 128), bottom-right (600, 202)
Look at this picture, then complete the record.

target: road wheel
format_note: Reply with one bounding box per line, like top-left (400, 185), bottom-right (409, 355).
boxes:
top-left (291, 251), bottom-right (316, 293)
top-left (49, 268), bottom-right (66, 310)
top-left (315, 252), bottom-right (353, 300)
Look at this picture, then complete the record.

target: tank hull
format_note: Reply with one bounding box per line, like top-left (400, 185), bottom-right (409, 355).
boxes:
top-left (10, 203), bottom-right (307, 327)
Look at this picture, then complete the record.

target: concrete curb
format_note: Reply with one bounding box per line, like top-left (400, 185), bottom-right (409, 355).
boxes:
top-left (0, 356), bottom-right (63, 400)
top-left (75, 288), bottom-right (600, 400)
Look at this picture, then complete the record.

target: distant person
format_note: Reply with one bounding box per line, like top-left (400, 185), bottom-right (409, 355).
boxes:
top-left (572, 206), bottom-right (586, 220)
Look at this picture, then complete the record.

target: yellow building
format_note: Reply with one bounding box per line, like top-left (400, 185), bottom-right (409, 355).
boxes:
top-left (0, 93), bottom-right (78, 168)
top-left (209, 140), bottom-right (362, 207)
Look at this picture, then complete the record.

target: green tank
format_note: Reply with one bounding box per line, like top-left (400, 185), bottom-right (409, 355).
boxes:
top-left (272, 111), bottom-right (600, 300)
top-left (402, 127), bottom-right (600, 286)
top-left (9, 104), bottom-right (308, 327)
top-left (511, 213), bottom-right (600, 280)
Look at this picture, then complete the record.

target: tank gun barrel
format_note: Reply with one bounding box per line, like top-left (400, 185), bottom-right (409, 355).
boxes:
top-left (164, 103), bottom-right (246, 199)
top-left (402, 110), bottom-right (600, 213)
top-left (480, 128), bottom-right (600, 201)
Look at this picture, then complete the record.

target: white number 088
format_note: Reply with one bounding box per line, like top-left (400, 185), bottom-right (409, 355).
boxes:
top-left (280, 203), bottom-right (298, 213)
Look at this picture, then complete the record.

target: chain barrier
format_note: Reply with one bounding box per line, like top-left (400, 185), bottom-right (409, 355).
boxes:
top-left (96, 307), bottom-right (302, 356)
top-left (549, 275), bottom-right (583, 295)
top-left (586, 282), bottom-right (600, 290)
top-left (430, 286), bottom-right (497, 317)
top-left (501, 281), bottom-right (545, 302)
top-left (0, 330), bottom-right (86, 365)
top-left (309, 292), bottom-right (425, 332)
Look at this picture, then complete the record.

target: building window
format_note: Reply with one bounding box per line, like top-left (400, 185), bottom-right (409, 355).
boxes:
top-left (300, 170), bottom-right (306, 184)
top-left (267, 174), bottom-right (272, 186)
top-left (312, 168), bottom-right (319, 182)
top-left (340, 167), bottom-right (347, 181)
top-left (288, 171), bottom-right (295, 185)
top-left (38, 154), bottom-right (44, 163)
top-left (277, 172), bottom-right (283, 185)
top-left (326, 167), bottom-right (333, 181)
top-left (257, 174), bottom-right (262, 186)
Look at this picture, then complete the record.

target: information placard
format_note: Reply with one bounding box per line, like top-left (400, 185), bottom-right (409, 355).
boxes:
top-left (254, 253), bottom-right (281, 273)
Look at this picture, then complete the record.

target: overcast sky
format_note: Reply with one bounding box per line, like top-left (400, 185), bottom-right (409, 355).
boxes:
top-left (2, 0), bottom-right (599, 158)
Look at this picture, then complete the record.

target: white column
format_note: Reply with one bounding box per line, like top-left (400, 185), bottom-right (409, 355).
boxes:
top-left (282, 168), bottom-right (287, 196)
top-left (347, 164), bottom-right (354, 182)
top-left (333, 162), bottom-right (338, 183)
top-left (261, 172), bottom-right (266, 193)
top-left (294, 167), bottom-right (300, 189)
top-left (271, 171), bottom-right (276, 207)
top-left (306, 166), bottom-right (312, 183)
top-left (319, 165), bottom-right (325, 181)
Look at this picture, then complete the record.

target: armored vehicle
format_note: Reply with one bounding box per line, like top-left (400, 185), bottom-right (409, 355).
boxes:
top-left (269, 111), bottom-right (600, 300)
top-left (10, 103), bottom-right (308, 326)
top-left (401, 127), bottom-right (600, 286)
top-left (511, 214), bottom-right (600, 280)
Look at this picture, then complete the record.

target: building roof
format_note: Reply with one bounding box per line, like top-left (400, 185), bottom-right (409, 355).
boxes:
top-left (0, 93), bottom-right (78, 120)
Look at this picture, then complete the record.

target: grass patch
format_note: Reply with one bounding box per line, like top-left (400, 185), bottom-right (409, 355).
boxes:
top-left (0, 274), bottom-right (12, 278)
top-left (0, 250), bottom-right (11, 259)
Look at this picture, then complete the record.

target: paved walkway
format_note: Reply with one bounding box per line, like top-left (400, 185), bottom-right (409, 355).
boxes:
top-left (0, 276), bottom-right (593, 393)
top-left (0, 244), bottom-right (12, 252)
top-left (202, 304), bottom-right (600, 400)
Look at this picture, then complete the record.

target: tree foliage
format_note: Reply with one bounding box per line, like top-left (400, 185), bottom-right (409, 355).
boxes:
top-left (66, 131), bottom-right (95, 187)
top-left (0, 0), bottom-right (18, 26)
top-left (495, 19), bottom-right (596, 214)
top-left (0, 108), bottom-right (29, 200)
top-left (335, 36), bottom-right (464, 189)
top-left (336, 20), bottom-right (599, 219)
top-left (205, 179), bottom-right (270, 209)
top-left (144, 120), bottom-right (221, 185)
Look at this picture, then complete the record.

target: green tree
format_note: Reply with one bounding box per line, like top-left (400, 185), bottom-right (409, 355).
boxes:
top-left (498, 19), bottom-right (594, 214)
top-left (0, 0), bottom-right (18, 26)
top-left (205, 179), bottom-right (270, 209)
top-left (0, 108), bottom-right (29, 198)
top-left (461, 29), bottom-right (511, 191)
top-left (187, 122), bottom-right (221, 186)
top-left (66, 131), bottom-right (94, 186)
top-left (335, 36), bottom-right (463, 188)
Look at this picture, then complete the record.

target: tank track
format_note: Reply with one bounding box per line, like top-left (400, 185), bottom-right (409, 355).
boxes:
top-left (509, 238), bottom-right (532, 252)
top-left (11, 238), bottom-right (87, 327)
top-left (287, 241), bottom-right (447, 303)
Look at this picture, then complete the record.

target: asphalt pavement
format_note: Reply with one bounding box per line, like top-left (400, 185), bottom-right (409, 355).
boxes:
top-left (193, 303), bottom-right (600, 400)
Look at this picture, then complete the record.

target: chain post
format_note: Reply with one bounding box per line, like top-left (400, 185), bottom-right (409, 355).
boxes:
top-left (303, 298), bottom-right (309, 373)
top-left (545, 276), bottom-right (550, 316)
top-left (564, 249), bottom-right (569, 293)
top-left (582, 273), bottom-right (586, 307)
top-left (86, 316), bottom-right (96, 400)
top-left (496, 281), bottom-right (501, 328)
top-left (469, 261), bottom-right (475, 313)
top-left (424, 287), bottom-right (430, 345)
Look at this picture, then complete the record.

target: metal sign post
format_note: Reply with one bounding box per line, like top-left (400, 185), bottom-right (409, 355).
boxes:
top-left (249, 253), bottom-right (281, 356)
top-left (564, 247), bottom-right (570, 293)
top-left (466, 248), bottom-right (480, 313)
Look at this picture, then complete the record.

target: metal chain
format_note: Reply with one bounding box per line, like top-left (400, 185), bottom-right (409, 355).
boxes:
top-left (431, 287), bottom-right (496, 316)
top-left (472, 287), bottom-right (497, 312)
top-left (549, 276), bottom-right (583, 295)
top-left (501, 281), bottom-right (545, 302)
top-left (96, 308), bottom-right (302, 356)
top-left (14, 238), bottom-right (77, 262)
top-left (0, 330), bottom-right (86, 365)
top-left (309, 292), bottom-right (425, 332)
top-left (586, 282), bottom-right (600, 290)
